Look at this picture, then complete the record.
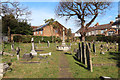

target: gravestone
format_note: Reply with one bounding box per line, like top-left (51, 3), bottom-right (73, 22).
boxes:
top-left (78, 43), bottom-right (81, 62)
top-left (82, 42), bottom-right (87, 65)
top-left (93, 42), bottom-right (96, 55)
top-left (39, 40), bottom-right (40, 44)
top-left (100, 44), bottom-right (104, 54)
top-left (23, 53), bottom-right (33, 61)
top-left (88, 42), bottom-right (91, 49)
top-left (0, 63), bottom-right (11, 78)
top-left (30, 38), bottom-right (37, 56)
top-left (106, 43), bottom-right (109, 51)
top-left (86, 43), bottom-right (93, 72)
top-left (16, 47), bottom-right (20, 60)
top-left (11, 44), bottom-right (15, 51)
top-left (47, 41), bottom-right (50, 47)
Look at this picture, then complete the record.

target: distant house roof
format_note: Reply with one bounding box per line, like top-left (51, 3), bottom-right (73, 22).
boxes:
top-left (33, 21), bottom-right (67, 31)
top-left (76, 22), bottom-right (113, 33)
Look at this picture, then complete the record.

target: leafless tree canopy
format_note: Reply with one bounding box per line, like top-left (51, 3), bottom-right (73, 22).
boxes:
top-left (0, 1), bottom-right (31, 21)
top-left (55, 1), bottom-right (111, 35)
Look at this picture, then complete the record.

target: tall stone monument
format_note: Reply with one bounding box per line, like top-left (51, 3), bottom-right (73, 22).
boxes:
top-left (56, 27), bottom-right (70, 51)
top-left (30, 38), bottom-right (37, 56)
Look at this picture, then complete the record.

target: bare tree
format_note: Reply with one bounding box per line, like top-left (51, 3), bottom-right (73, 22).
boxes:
top-left (0, 1), bottom-right (31, 21)
top-left (55, 1), bottom-right (111, 41)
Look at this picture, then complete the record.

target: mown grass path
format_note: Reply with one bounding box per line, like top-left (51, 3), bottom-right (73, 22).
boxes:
top-left (59, 53), bottom-right (73, 78)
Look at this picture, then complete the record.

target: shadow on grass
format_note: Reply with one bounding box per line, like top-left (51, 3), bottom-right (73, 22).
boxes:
top-left (72, 55), bottom-right (88, 70)
top-left (108, 52), bottom-right (120, 68)
top-left (35, 50), bottom-right (44, 52)
top-left (108, 51), bottom-right (120, 78)
top-left (75, 62), bottom-right (88, 69)
top-left (64, 52), bottom-right (72, 55)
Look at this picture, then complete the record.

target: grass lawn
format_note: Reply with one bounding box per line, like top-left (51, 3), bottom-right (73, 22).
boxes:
top-left (1, 42), bottom-right (120, 78)
top-left (65, 42), bottom-right (119, 78)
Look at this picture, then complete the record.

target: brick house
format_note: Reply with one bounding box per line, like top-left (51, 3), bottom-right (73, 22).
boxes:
top-left (31, 21), bottom-right (67, 39)
top-left (76, 20), bottom-right (119, 36)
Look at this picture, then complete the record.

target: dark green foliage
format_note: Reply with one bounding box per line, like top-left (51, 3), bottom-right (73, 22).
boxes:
top-left (85, 36), bottom-right (97, 42)
top-left (2, 14), bottom-right (33, 35)
top-left (85, 35), bottom-right (120, 43)
top-left (13, 35), bottom-right (62, 43)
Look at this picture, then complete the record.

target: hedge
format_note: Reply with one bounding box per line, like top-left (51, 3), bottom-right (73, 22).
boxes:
top-left (85, 35), bottom-right (120, 43)
top-left (13, 35), bottom-right (62, 43)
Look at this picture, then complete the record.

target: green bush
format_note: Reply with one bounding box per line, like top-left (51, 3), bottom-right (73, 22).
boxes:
top-left (85, 36), bottom-right (97, 41)
top-left (13, 35), bottom-right (62, 43)
top-left (13, 35), bottom-right (22, 42)
top-left (85, 35), bottom-right (120, 43)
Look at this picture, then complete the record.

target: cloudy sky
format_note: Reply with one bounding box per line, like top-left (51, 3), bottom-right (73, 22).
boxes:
top-left (21, 1), bottom-right (119, 33)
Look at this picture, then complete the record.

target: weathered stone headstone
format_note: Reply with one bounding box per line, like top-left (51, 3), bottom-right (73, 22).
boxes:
top-left (11, 44), bottom-right (15, 51)
top-left (86, 43), bottom-right (93, 72)
top-left (88, 42), bottom-right (91, 49)
top-left (100, 44), bottom-right (104, 54)
top-left (82, 42), bottom-right (87, 65)
top-left (106, 43), bottom-right (109, 51)
top-left (23, 53), bottom-right (33, 61)
top-left (78, 43), bottom-right (81, 62)
top-left (0, 63), bottom-right (11, 78)
top-left (16, 47), bottom-right (20, 60)
top-left (93, 42), bottom-right (96, 54)
top-left (30, 38), bottom-right (37, 56)
top-left (47, 41), bottom-right (50, 47)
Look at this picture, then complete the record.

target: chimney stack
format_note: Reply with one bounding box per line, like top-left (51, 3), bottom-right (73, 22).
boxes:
top-left (95, 22), bottom-right (99, 26)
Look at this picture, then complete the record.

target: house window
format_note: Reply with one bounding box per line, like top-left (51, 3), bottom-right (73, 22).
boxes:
top-left (41, 31), bottom-right (43, 35)
top-left (37, 31), bottom-right (39, 34)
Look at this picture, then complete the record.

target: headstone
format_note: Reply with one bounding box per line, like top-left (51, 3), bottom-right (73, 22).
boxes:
top-left (11, 44), bottom-right (15, 51)
top-left (106, 43), bottom-right (109, 51)
top-left (88, 43), bottom-right (91, 49)
top-left (47, 41), bottom-right (50, 47)
top-left (93, 42), bottom-right (96, 54)
top-left (100, 44), bottom-right (104, 54)
top-left (30, 38), bottom-right (37, 56)
top-left (0, 63), bottom-right (11, 78)
top-left (16, 47), bottom-right (20, 60)
top-left (86, 43), bottom-right (93, 72)
top-left (39, 40), bottom-right (40, 44)
top-left (23, 53), bottom-right (33, 61)
top-left (78, 43), bottom-right (81, 62)
top-left (82, 42), bottom-right (87, 65)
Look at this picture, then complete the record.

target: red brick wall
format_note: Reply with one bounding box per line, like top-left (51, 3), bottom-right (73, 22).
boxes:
top-left (33, 25), bottom-right (67, 39)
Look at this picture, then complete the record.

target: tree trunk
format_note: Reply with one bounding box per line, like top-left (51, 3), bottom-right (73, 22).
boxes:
top-left (81, 33), bottom-right (86, 41)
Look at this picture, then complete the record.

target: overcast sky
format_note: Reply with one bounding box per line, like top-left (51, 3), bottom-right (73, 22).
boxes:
top-left (21, 2), bottom-right (119, 33)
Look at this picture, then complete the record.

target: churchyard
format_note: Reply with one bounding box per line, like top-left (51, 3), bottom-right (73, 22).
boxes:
top-left (0, 40), bottom-right (119, 78)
